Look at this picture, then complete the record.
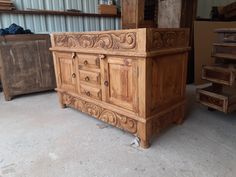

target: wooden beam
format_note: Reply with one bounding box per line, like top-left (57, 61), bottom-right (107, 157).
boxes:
top-left (0, 10), bottom-right (121, 18)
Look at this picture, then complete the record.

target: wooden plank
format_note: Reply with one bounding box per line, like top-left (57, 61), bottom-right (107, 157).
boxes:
top-left (0, 9), bottom-right (121, 17)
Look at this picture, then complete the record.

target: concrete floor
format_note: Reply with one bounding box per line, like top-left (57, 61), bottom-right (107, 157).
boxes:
top-left (0, 85), bottom-right (236, 177)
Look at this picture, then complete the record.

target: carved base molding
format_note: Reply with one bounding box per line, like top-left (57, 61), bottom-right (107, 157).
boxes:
top-left (59, 92), bottom-right (185, 148)
top-left (61, 92), bottom-right (138, 134)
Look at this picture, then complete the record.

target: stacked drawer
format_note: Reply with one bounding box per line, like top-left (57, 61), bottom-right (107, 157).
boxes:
top-left (197, 29), bottom-right (236, 113)
top-left (77, 53), bottom-right (102, 100)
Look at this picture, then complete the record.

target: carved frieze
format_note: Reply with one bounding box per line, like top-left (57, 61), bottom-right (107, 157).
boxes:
top-left (54, 32), bottom-right (137, 51)
top-left (151, 30), bottom-right (188, 50)
top-left (62, 93), bottom-right (137, 134)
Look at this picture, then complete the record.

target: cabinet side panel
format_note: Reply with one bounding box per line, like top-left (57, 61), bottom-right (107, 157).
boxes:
top-left (150, 53), bottom-right (188, 115)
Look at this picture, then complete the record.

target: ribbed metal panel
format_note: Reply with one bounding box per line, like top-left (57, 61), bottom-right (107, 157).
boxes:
top-left (0, 0), bottom-right (121, 33)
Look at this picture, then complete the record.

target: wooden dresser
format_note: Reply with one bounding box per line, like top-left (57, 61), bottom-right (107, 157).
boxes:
top-left (50, 28), bottom-right (190, 148)
top-left (0, 34), bottom-right (56, 100)
top-left (197, 29), bottom-right (236, 113)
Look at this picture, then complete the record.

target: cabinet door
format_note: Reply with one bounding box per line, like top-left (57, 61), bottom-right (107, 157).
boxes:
top-left (54, 52), bottom-right (77, 93)
top-left (101, 57), bottom-right (138, 112)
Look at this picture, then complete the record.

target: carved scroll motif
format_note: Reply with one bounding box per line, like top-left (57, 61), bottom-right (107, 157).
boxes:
top-left (63, 94), bottom-right (76, 107)
top-left (152, 30), bottom-right (188, 49)
top-left (54, 32), bottom-right (137, 51)
top-left (62, 93), bottom-right (137, 134)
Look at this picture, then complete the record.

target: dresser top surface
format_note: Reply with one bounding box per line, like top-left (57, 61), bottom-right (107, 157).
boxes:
top-left (50, 28), bottom-right (190, 56)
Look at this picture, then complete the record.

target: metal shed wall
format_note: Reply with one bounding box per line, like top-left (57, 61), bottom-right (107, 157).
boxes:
top-left (0, 0), bottom-right (121, 33)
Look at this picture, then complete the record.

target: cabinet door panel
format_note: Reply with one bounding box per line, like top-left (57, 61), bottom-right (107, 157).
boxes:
top-left (55, 53), bottom-right (77, 93)
top-left (102, 57), bottom-right (138, 112)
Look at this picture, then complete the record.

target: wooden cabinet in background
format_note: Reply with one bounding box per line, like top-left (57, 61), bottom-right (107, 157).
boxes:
top-left (50, 28), bottom-right (190, 148)
top-left (197, 29), bottom-right (236, 113)
top-left (0, 34), bottom-right (56, 101)
top-left (121, 0), bottom-right (158, 29)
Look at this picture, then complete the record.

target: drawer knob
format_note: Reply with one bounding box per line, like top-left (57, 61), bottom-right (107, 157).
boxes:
top-left (72, 73), bottom-right (76, 78)
top-left (104, 81), bottom-right (109, 87)
top-left (84, 60), bottom-right (88, 65)
top-left (72, 52), bottom-right (76, 59)
top-left (85, 91), bottom-right (91, 96)
top-left (85, 76), bottom-right (90, 81)
top-left (99, 54), bottom-right (106, 60)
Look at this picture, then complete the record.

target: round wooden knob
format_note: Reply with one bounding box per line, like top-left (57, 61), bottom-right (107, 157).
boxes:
top-left (84, 60), bottom-right (88, 65)
top-left (85, 76), bottom-right (90, 81)
top-left (72, 73), bottom-right (76, 78)
top-left (104, 81), bottom-right (109, 87)
top-left (85, 91), bottom-right (91, 96)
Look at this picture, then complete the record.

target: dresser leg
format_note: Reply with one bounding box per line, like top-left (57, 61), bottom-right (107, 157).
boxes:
top-left (137, 122), bottom-right (151, 149)
top-left (60, 103), bottom-right (66, 109)
top-left (175, 116), bottom-right (185, 125)
top-left (174, 104), bottom-right (185, 125)
top-left (4, 94), bottom-right (12, 101)
top-left (58, 92), bottom-right (66, 109)
top-left (140, 139), bottom-right (150, 149)
top-left (208, 107), bottom-right (216, 112)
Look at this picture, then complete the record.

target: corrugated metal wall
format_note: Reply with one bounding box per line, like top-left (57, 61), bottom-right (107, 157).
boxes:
top-left (0, 0), bottom-right (121, 33)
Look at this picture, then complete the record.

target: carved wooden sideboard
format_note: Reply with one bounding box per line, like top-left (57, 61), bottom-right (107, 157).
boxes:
top-left (50, 28), bottom-right (190, 148)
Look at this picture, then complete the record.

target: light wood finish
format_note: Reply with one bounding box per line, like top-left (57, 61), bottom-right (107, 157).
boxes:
top-left (54, 52), bottom-right (77, 94)
top-left (80, 84), bottom-right (102, 101)
top-left (0, 34), bottom-right (56, 101)
top-left (50, 28), bottom-right (190, 148)
top-left (79, 70), bottom-right (101, 85)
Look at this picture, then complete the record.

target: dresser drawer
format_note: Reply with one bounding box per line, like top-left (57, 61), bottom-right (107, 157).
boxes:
top-left (202, 65), bottom-right (236, 86)
top-left (197, 86), bottom-right (236, 113)
top-left (78, 54), bottom-right (100, 69)
top-left (213, 43), bottom-right (236, 60)
top-left (79, 70), bottom-right (101, 85)
top-left (80, 84), bottom-right (101, 100)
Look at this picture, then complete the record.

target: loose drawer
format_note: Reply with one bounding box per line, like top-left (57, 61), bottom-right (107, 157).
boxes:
top-left (197, 86), bottom-right (236, 113)
top-left (202, 65), bottom-right (236, 86)
top-left (80, 84), bottom-right (102, 100)
top-left (216, 33), bottom-right (236, 43)
top-left (213, 43), bottom-right (236, 60)
top-left (78, 54), bottom-right (100, 69)
top-left (79, 70), bottom-right (101, 85)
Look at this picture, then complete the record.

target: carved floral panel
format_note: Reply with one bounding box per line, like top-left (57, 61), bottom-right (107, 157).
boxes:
top-left (54, 32), bottom-right (137, 51)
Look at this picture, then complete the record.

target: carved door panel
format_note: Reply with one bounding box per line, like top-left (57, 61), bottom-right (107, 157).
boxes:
top-left (101, 56), bottom-right (138, 112)
top-left (55, 52), bottom-right (77, 93)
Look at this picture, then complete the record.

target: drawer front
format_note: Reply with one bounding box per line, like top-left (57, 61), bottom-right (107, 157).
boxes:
top-left (80, 84), bottom-right (101, 100)
top-left (78, 54), bottom-right (100, 69)
top-left (79, 70), bottom-right (101, 85)
top-left (197, 87), bottom-right (228, 113)
top-left (202, 66), bottom-right (235, 86)
top-left (213, 45), bottom-right (236, 60)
